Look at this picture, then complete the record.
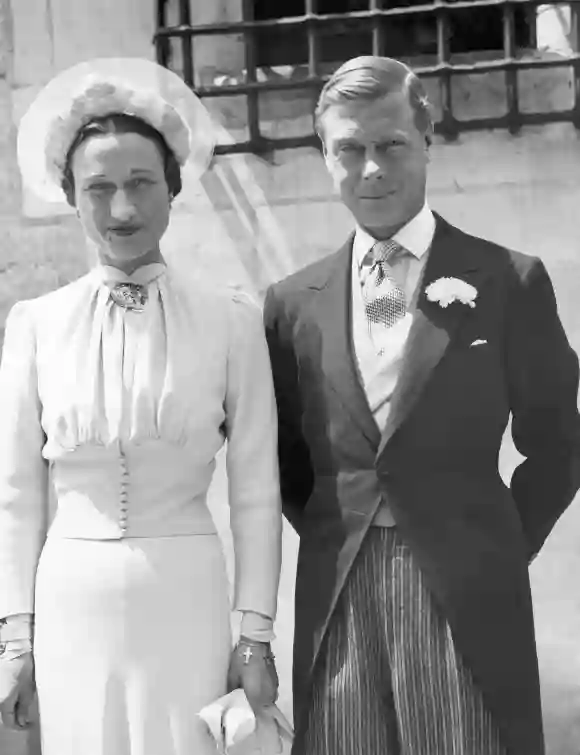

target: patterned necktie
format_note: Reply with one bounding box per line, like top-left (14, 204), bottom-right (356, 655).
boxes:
top-left (363, 239), bottom-right (407, 328)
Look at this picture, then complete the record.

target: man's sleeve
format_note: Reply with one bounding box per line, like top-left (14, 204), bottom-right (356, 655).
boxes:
top-left (263, 286), bottom-right (314, 535)
top-left (507, 258), bottom-right (580, 559)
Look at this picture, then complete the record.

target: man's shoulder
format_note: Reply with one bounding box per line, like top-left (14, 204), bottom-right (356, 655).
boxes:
top-left (266, 241), bottom-right (351, 315)
top-left (441, 215), bottom-right (539, 279)
top-left (273, 246), bottom-right (349, 297)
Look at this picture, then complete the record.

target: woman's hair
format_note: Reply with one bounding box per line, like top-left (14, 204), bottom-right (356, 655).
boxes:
top-left (315, 56), bottom-right (433, 145)
top-left (61, 113), bottom-right (182, 206)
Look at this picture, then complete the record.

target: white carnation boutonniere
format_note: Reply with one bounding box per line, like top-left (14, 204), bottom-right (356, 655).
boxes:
top-left (425, 277), bottom-right (478, 309)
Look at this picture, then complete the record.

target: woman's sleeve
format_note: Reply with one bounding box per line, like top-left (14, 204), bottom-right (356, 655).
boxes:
top-left (224, 292), bottom-right (282, 622)
top-left (0, 302), bottom-right (48, 618)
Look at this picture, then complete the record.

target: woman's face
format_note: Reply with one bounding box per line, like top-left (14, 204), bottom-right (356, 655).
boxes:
top-left (71, 131), bottom-right (172, 266)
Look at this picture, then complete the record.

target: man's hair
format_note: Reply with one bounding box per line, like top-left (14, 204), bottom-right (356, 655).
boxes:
top-left (315, 56), bottom-right (433, 144)
top-left (62, 113), bottom-right (182, 207)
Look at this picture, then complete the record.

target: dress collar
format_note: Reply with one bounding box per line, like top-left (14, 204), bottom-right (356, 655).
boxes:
top-left (94, 262), bottom-right (167, 286)
top-left (354, 202), bottom-right (435, 269)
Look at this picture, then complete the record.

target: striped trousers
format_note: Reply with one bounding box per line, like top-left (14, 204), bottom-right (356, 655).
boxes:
top-left (302, 528), bottom-right (506, 755)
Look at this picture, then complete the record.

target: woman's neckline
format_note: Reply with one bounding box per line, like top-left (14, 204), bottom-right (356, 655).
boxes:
top-left (94, 261), bottom-right (167, 286)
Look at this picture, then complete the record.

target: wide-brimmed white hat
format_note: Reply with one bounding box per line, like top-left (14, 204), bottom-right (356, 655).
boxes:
top-left (17, 57), bottom-right (216, 204)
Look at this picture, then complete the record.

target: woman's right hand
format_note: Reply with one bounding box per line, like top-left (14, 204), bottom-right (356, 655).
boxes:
top-left (0, 651), bottom-right (35, 730)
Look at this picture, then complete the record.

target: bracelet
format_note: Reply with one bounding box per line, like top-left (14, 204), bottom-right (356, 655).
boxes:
top-left (236, 639), bottom-right (276, 666)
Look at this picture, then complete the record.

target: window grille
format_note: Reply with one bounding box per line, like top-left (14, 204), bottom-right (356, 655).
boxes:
top-left (154, 0), bottom-right (580, 155)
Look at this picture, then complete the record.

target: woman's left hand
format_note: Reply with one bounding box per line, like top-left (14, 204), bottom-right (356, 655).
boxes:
top-left (227, 638), bottom-right (279, 714)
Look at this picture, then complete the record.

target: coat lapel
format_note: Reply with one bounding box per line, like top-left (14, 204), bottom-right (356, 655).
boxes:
top-left (377, 215), bottom-right (491, 458)
top-left (309, 238), bottom-right (381, 450)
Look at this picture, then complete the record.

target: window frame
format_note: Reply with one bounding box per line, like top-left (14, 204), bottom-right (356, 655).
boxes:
top-left (154, 0), bottom-right (580, 155)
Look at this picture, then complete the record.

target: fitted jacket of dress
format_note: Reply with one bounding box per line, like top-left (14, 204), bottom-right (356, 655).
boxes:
top-left (0, 265), bottom-right (282, 621)
top-left (264, 215), bottom-right (580, 755)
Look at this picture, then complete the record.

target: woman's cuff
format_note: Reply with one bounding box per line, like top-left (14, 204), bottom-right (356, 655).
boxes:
top-left (0, 638), bottom-right (33, 660)
top-left (0, 614), bottom-right (33, 642)
top-left (239, 611), bottom-right (275, 643)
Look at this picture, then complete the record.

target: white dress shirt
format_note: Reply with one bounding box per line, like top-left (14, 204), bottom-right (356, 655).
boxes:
top-left (351, 203), bottom-right (436, 526)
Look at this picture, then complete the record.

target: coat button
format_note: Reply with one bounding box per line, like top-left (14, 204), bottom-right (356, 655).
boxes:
top-left (0, 643), bottom-right (5, 656)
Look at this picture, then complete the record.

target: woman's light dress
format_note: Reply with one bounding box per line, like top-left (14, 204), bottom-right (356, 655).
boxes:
top-left (0, 263), bottom-right (282, 755)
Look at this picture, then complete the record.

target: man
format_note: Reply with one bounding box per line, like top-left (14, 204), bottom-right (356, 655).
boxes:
top-left (263, 56), bottom-right (580, 755)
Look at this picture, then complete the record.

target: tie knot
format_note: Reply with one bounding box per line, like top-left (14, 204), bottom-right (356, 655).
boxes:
top-left (371, 239), bottom-right (403, 266)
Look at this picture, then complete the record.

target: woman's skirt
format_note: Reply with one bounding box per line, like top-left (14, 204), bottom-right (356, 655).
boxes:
top-left (33, 533), bottom-right (231, 755)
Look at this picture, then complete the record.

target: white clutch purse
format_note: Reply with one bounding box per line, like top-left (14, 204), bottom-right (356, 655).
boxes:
top-left (198, 689), bottom-right (294, 755)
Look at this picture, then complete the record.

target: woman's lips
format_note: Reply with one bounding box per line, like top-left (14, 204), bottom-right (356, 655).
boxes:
top-left (359, 191), bottom-right (395, 200)
top-left (110, 227), bottom-right (140, 236)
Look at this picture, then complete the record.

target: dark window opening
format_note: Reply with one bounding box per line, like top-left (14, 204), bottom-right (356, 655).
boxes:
top-left (253, 0), bottom-right (535, 68)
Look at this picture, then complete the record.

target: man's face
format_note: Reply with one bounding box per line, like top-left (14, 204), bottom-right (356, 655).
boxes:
top-left (320, 92), bottom-right (430, 238)
top-left (72, 131), bottom-right (171, 265)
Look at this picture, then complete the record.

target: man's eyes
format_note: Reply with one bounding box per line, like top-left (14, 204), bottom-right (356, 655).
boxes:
top-left (337, 140), bottom-right (406, 155)
top-left (377, 140), bottom-right (406, 150)
top-left (338, 143), bottom-right (363, 153)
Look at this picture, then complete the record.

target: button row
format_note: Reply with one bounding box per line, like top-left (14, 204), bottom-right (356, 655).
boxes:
top-left (120, 451), bottom-right (128, 533)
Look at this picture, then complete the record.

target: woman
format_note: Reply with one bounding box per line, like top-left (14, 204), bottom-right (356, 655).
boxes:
top-left (0, 59), bottom-right (281, 755)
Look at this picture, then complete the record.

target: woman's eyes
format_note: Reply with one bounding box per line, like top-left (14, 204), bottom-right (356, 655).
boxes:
top-left (128, 178), bottom-right (153, 189)
top-left (87, 178), bottom-right (153, 192)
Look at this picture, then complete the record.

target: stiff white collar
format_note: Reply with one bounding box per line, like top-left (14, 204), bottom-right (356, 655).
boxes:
top-left (354, 202), bottom-right (436, 268)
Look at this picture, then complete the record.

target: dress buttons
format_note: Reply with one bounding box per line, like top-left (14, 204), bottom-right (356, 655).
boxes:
top-left (119, 448), bottom-right (129, 534)
top-left (0, 642), bottom-right (5, 657)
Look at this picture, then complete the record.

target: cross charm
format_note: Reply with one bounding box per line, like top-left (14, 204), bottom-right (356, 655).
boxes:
top-left (242, 647), bottom-right (253, 664)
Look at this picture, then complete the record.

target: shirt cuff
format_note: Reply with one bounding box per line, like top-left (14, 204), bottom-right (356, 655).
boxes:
top-left (239, 611), bottom-right (275, 643)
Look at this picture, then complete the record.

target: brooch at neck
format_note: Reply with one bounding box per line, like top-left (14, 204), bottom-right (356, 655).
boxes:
top-left (110, 282), bottom-right (148, 312)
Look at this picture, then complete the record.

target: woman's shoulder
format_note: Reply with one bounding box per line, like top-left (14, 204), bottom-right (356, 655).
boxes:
top-left (209, 286), bottom-right (263, 333)
top-left (167, 268), bottom-right (261, 316)
top-left (216, 284), bottom-right (261, 311)
top-left (9, 272), bottom-right (96, 320)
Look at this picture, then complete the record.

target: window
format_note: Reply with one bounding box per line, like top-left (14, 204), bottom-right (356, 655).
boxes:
top-left (154, 1), bottom-right (580, 155)
top-left (252, 0), bottom-right (535, 67)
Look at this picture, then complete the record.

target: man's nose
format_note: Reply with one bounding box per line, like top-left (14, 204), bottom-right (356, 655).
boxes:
top-left (110, 190), bottom-right (137, 222)
top-left (362, 152), bottom-right (383, 180)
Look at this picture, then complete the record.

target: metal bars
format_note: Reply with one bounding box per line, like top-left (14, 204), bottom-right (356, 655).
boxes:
top-left (435, 2), bottom-right (457, 138)
top-left (306, 0), bottom-right (319, 77)
top-left (241, 0), bottom-right (261, 147)
top-left (178, 0), bottom-right (194, 86)
top-left (571, 3), bottom-right (580, 125)
top-left (502, 3), bottom-right (520, 133)
top-left (369, 0), bottom-right (385, 57)
top-left (154, 0), bottom-right (580, 154)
